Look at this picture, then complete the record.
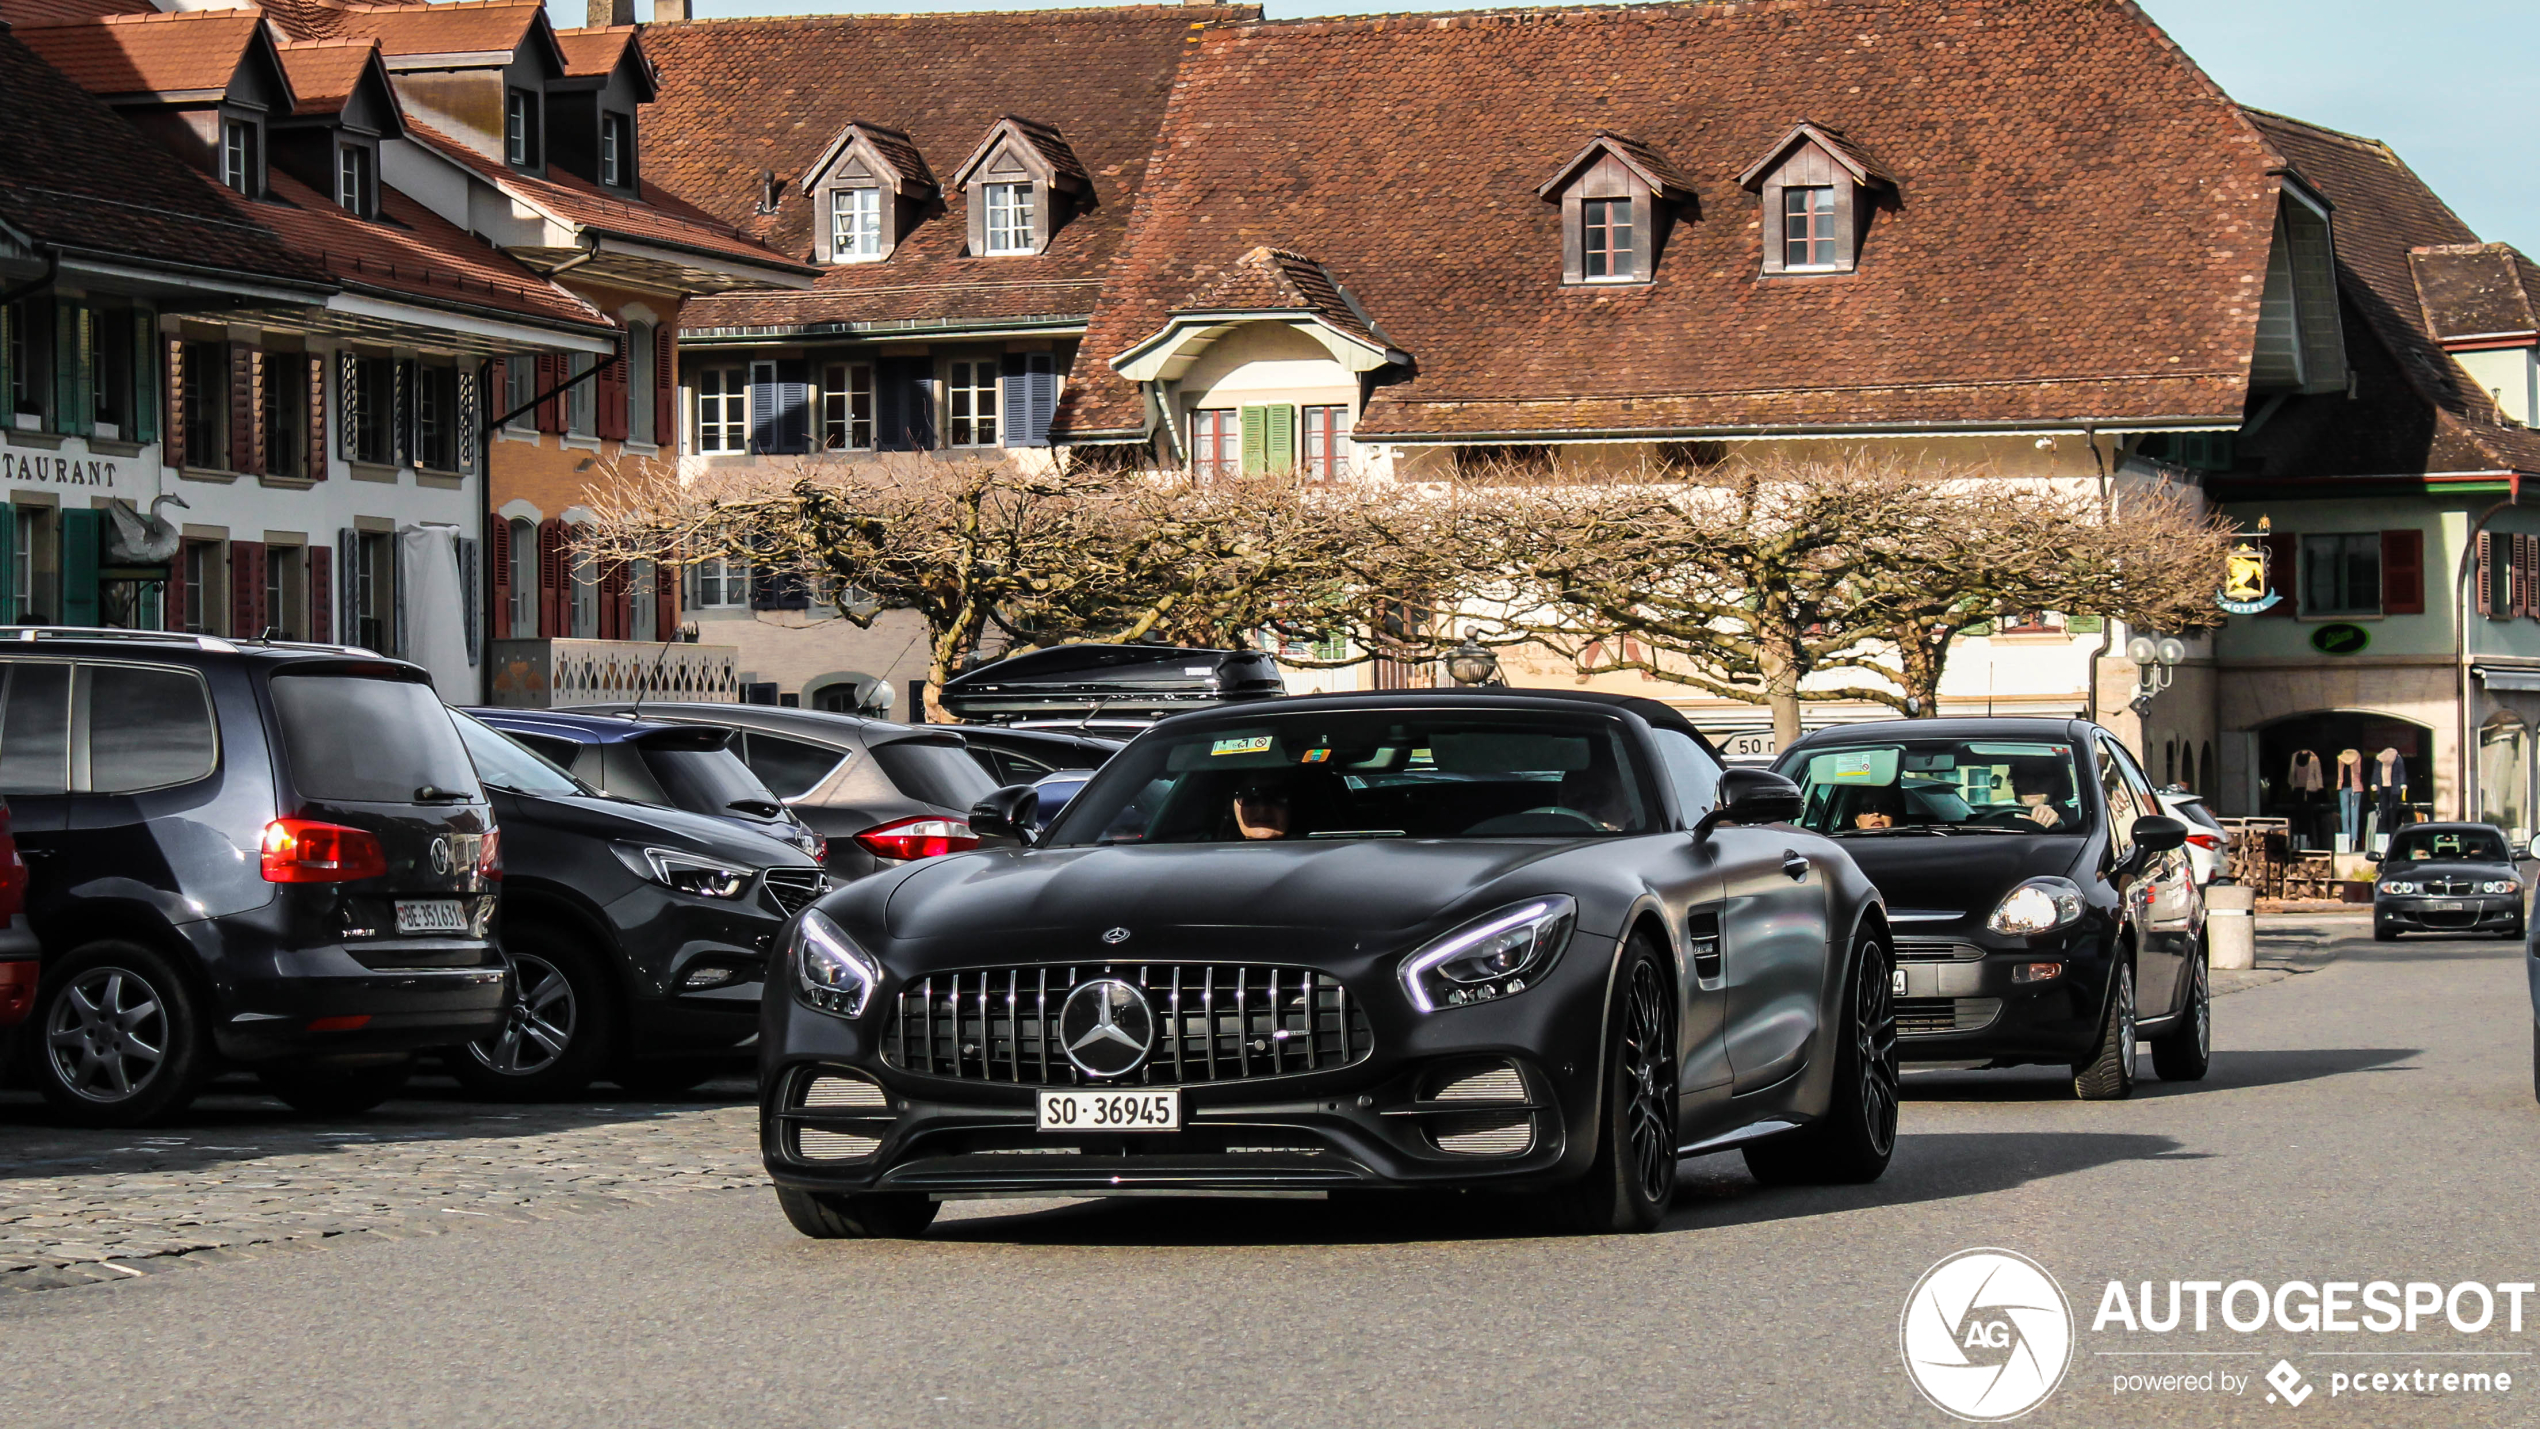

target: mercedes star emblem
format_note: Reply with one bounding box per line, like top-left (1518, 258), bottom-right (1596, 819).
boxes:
top-left (1058, 978), bottom-right (1155, 1079)
top-left (1101, 927), bottom-right (1132, 945)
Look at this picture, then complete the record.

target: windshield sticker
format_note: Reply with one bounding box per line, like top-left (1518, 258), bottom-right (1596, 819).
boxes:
top-left (1212, 736), bottom-right (1274, 757)
top-left (1300, 748), bottom-right (1332, 764)
top-left (1812, 748), bottom-right (1900, 784)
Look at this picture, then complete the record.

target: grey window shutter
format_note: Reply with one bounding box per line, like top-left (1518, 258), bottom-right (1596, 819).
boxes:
top-left (1000, 354), bottom-right (1030, 447)
top-left (749, 367), bottom-right (777, 453)
top-left (393, 360), bottom-right (414, 469)
top-left (337, 353), bottom-right (358, 461)
top-left (1030, 354), bottom-right (1058, 446)
top-left (392, 528), bottom-right (408, 657)
top-left (456, 367), bottom-right (479, 476)
top-left (456, 535), bottom-right (480, 665)
top-left (338, 527), bottom-right (358, 646)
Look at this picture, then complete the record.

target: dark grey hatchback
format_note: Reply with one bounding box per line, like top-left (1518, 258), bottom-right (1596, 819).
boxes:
top-left (3, 630), bottom-right (504, 1125)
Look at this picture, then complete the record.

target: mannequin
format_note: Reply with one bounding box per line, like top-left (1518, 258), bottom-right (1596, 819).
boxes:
top-left (2373, 747), bottom-right (2407, 832)
top-left (2288, 750), bottom-right (2324, 791)
top-left (2288, 749), bottom-right (2326, 848)
top-left (2335, 748), bottom-right (2365, 848)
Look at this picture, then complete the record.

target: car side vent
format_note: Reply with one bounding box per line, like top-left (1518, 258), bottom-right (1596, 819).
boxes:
top-left (795, 1128), bottom-right (882, 1160)
top-left (801, 1074), bottom-right (888, 1109)
top-left (1431, 1112), bottom-right (1533, 1156)
top-left (1687, 906), bottom-right (1723, 981)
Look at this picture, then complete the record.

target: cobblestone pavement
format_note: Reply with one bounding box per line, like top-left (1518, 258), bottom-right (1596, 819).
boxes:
top-left (0, 1072), bottom-right (763, 1292)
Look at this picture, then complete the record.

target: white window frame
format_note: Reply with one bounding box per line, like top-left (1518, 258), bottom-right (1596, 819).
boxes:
top-left (946, 360), bottom-right (998, 447)
top-left (221, 119), bottom-right (257, 196)
top-left (821, 361), bottom-right (873, 451)
top-left (830, 187), bottom-right (883, 262)
top-left (695, 367), bottom-right (746, 453)
top-left (690, 555), bottom-right (749, 609)
top-left (336, 143), bottom-right (372, 217)
top-left (983, 183), bottom-right (1035, 255)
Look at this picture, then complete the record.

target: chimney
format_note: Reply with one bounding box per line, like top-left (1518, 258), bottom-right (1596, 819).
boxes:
top-left (586, 0), bottom-right (633, 25)
top-left (651, 0), bottom-right (689, 20)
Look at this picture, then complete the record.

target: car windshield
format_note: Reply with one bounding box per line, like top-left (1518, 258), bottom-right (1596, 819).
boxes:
top-left (1791, 739), bottom-right (2087, 837)
top-left (2388, 827), bottom-right (2510, 862)
top-left (1039, 712), bottom-right (1652, 846)
top-left (645, 746), bottom-right (783, 817)
top-left (270, 672), bottom-right (483, 803)
top-left (452, 711), bottom-right (588, 797)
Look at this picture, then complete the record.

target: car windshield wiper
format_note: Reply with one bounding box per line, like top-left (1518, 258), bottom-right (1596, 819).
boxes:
top-left (1828, 825), bottom-right (1955, 837)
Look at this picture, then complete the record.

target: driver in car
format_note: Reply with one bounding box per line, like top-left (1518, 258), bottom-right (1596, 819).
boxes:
top-left (2008, 758), bottom-right (2075, 829)
top-left (1853, 784), bottom-right (1904, 830)
top-left (1233, 782), bottom-right (1291, 840)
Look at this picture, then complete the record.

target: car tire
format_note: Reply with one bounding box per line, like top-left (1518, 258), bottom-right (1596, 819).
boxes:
top-left (255, 1058), bottom-right (412, 1115)
top-left (2072, 960), bottom-right (2138, 1101)
top-left (30, 941), bottom-right (214, 1127)
top-left (2149, 945), bottom-right (2211, 1083)
top-left (1539, 935), bottom-right (1676, 1235)
top-left (448, 927), bottom-right (615, 1101)
top-left (1744, 928), bottom-right (1899, 1186)
top-left (774, 1186), bottom-right (938, 1240)
top-left (2373, 920), bottom-right (2398, 942)
top-left (611, 1058), bottom-right (728, 1096)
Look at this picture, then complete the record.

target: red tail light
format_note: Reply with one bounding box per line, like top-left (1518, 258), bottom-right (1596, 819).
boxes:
top-left (853, 816), bottom-right (980, 862)
top-left (0, 809), bottom-right (25, 924)
top-left (2184, 832), bottom-right (2224, 850)
top-left (261, 818), bottom-right (389, 883)
top-left (0, 960), bottom-right (34, 1028)
top-left (477, 828), bottom-right (503, 882)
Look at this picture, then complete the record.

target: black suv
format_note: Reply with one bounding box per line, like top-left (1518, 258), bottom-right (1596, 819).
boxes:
top-left (4, 631), bottom-right (504, 1125)
top-left (447, 711), bottom-right (828, 1096)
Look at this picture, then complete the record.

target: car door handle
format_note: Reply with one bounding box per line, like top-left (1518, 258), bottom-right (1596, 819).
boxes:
top-left (1781, 851), bottom-right (1810, 881)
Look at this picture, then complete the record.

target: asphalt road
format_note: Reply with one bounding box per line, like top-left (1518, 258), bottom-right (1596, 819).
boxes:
top-left (6, 920), bottom-right (2538, 1428)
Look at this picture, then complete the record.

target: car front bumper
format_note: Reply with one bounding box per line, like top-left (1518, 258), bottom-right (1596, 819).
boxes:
top-left (1890, 928), bottom-right (2115, 1064)
top-left (2375, 895), bottom-right (2521, 933)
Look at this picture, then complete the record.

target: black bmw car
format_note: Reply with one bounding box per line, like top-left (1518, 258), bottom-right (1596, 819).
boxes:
top-left (2372, 822), bottom-right (2524, 940)
top-left (758, 689), bottom-right (1896, 1239)
top-left (1773, 717), bottom-right (2202, 1100)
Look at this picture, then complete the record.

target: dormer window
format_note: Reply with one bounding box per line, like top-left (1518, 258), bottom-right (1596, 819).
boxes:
top-left (983, 183), bottom-right (1034, 255)
top-left (800, 121), bottom-right (937, 265)
top-left (831, 187), bottom-right (882, 260)
top-left (337, 143), bottom-right (376, 219)
top-left (951, 116), bottom-right (1089, 260)
top-left (1738, 122), bottom-right (1898, 277)
top-left (1537, 133), bottom-right (1693, 287)
top-left (505, 88), bottom-right (542, 169)
top-left (221, 118), bottom-right (261, 197)
top-left (600, 113), bottom-right (633, 189)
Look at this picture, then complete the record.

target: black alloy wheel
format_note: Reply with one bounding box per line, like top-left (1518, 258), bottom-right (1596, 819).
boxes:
top-left (32, 942), bottom-right (212, 1127)
top-left (775, 1186), bottom-right (940, 1240)
top-left (1541, 935), bottom-right (1677, 1234)
top-left (448, 930), bottom-right (614, 1100)
top-left (2149, 942), bottom-right (2211, 1082)
top-left (1745, 929), bottom-right (1899, 1185)
top-left (2072, 960), bottom-right (2137, 1100)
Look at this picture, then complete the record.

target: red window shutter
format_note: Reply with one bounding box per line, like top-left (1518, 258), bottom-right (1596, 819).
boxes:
top-left (2261, 532), bottom-right (2298, 618)
top-left (165, 543), bottom-right (189, 633)
top-left (654, 324), bottom-right (677, 447)
top-left (227, 346), bottom-right (255, 474)
top-left (230, 540), bottom-right (266, 640)
top-left (537, 518), bottom-right (567, 637)
top-left (246, 350), bottom-right (268, 476)
top-left (536, 354), bottom-right (563, 434)
top-left (309, 543), bottom-right (332, 643)
top-left (307, 355), bottom-right (327, 480)
top-left (598, 559), bottom-right (630, 639)
top-left (2381, 528), bottom-right (2424, 615)
top-left (654, 560), bottom-right (679, 640)
top-left (165, 338), bottom-right (186, 469)
top-left (489, 518), bottom-right (513, 640)
top-left (598, 349), bottom-right (628, 442)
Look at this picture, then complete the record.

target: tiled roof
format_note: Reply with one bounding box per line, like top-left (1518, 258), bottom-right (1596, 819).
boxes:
top-left (276, 37), bottom-right (382, 116)
top-left (406, 120), bottom-right (808, 276)
top-left (0, 0), bottom-right (153, 28)
top-left (2229, 112), bottom-right (2540, 479)
top-left (555, 24), bottom-right (635, 79)
top-left (642, 6), bottom-right (1261, 335)
top-left (219, 166), bottom-right (609, 331)
top-left (10, 10), bottom-right (267, 98)
top-left (0, 27), bottom-right (326, 290)
top-left (1171, 246), bottom-right (1385, 351)
top-left (2410, 244), bottom-right (2540, 345)
top-left (1058, 0), bottom-right (2289, 440)
top-left (294, 1), bottom-right (545, 58)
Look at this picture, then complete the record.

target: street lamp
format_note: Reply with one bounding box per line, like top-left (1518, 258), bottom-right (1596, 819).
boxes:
top-left (1445, 639), bottom-right (1501, 687)
top-left (2126, 633), bottom-right (2186, 715)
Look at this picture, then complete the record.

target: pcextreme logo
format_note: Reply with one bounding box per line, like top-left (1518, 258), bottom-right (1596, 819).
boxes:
top-left (1901, 1248), bottom-right (2076, 1422)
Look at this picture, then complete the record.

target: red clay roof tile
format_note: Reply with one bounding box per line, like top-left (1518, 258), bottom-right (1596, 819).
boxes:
top-left (275, 37), bottom-right (383, 115)
top-left (10, 10), bottom-right (268, 98)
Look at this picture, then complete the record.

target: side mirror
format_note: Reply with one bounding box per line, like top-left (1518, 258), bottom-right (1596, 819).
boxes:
top-left (2131, 815), bottom-right (2188, 854)
top-left (1697, 767), bottom-right (1806, 837)
top-left (2364, 849), bottom-right (2382, 863)
top-left (968, 784), bottom-right (1040, 847)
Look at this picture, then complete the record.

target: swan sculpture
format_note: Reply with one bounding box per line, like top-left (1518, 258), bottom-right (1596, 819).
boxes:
top-left (105, 493), bottom-right (189, 565)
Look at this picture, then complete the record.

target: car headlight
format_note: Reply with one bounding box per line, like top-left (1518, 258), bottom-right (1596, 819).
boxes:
top-left (1399, 896), bottom-right (1576, 1014)
top-left (2484, 880), bottom-right (2521, 895)
top-left (793, 909), bottom-right (881, 1018)
top-left (612, 845), bottom-right (754, 899)
top-left (2379, 881), bottom-right (2422, 896)
top-left (1986, 878), bottom-right (2085, 936)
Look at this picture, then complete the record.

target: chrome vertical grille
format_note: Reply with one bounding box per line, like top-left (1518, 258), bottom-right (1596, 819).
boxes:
top-left (883, 962), bottom-right (1373, 1087)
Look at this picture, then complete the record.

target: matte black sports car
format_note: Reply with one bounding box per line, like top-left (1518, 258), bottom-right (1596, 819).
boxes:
top-left (758, 689), bottom-right (1898, 1239)
top-left (2373, 822), bottom-right (2524, 940)
top-left (1772, 717), bottom-right (2202, 1100)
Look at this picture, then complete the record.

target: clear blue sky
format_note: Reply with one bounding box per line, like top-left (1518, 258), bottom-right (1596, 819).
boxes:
top-left (608, 0), bottom-right (2537, 253)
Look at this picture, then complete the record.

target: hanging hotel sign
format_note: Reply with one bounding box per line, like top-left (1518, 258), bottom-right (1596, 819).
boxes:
top-left (2217, 534), bottom-right (2279, 614)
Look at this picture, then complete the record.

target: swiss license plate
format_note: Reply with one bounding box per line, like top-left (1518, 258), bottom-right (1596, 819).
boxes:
top-left (395, 899), bottom-right (467, 934)
top-left (1037, 1088), bottom-right (1181, 1132)
top-left (2422, 899), bottom-right (2467, 912)
top-left (1892, 968), bottom-right (1909, 995)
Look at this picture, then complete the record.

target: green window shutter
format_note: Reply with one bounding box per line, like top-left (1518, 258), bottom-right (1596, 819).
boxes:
top-left (130, 309), bottom-right (157, 445)
top-left (1239, 404), bottom-right (1268, 475)
top-left (61, 508), bottom-right (100, 626)
top-left (0, 505), bottom-right (17, 626)
top-left (1264, 403), bottom-right (1296, 472)
top-left (54, 304), bottom-right (93, 438)
top-left (2066, 614), bottom-right (2104, 634)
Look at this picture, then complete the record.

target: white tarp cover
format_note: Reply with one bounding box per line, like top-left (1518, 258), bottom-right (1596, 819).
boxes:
top-left (400, 524), bottom-right (474, 704)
